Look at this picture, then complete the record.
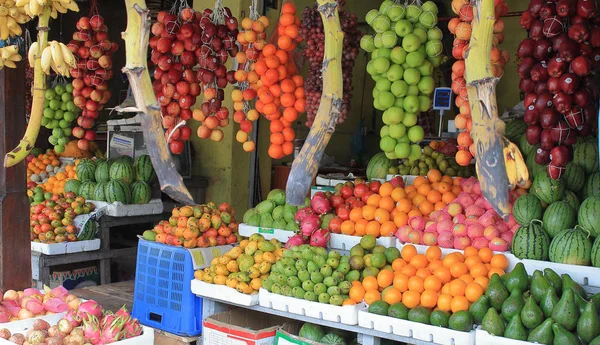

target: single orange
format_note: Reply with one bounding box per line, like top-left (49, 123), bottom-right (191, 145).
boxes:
top-left (413, 176), bottom-right (427, 187)
top-left (367, 194), bottom-right (382, 206)
top-left (399, 264), bottom-right (417, 277)
top-left (362, 205), bottom-right (377, 220)
top-left (423, 275), bottom-right (443, 292)
top-left (437, 293), bottom-right (453, 312)
top-left (379, 196), bottom-right (395, 212)
top-left (393, 273), bottom-right (409, 292)
top-left (349, 285), bottom-right (366, 303)
top-left (354, 219), bottom-right (368, 236)
top-left (473, 276), bottom-right (489, 290)
top-left (425, 246), bottom-right (442, 262)
top-left (374, 208), bottom-right (391, 224)
top-left (408, 276), bottom-right (424, 293)
top-left (464, 255), bottom-right (482, 269)
top-left (364, 290), bottom-right (381, 305)
top-left (449, 279), bottom-right (467, 297)
top-left (377, 270), bottom-right (394, 289)
top-left (379, 182), bottom-right (394, 197)
top-left (450, 262), bottom-right (469, 278)
top-left (465, 282), bottom-right (484, 302)
top-left (380, 221), bottom-right (397, 237)
top-left (383, 287), bottom-right (403, 305)
top-left (396, 199), bottom-right (412, 213)
top-left (392, 258), bottom-right (407, 272)
top-left (470, 263), bottom-right (489, 278)
top-left (421, 289), bottom-right (439, 308)
top-left (415, 268), bottom-right (432, 279)
top-left (391, 188), bottom-right (406, 202)
top-left (410, 254), bottom-right (428, 269)
top-left (401, 245), bottom-right (418, 262)
top-left (362, 276), bottom-right (378, 291)
top-left (340, 220), bottom-right (355, 235)
top-left (402, 290), bottom-right (421, 309)
top-left (365, 221), bottom-right (381, 238)
top-left (490, 254), bottom-right (509, 270)
top-left (478, 247), bottom-right (493, 263)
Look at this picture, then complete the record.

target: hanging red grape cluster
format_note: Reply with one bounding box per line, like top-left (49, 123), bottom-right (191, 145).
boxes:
top-left (69, 14), bottom-right (118, 151)
top-left (300, 0), bottom-right (362, 127)
top-left (149, 8), bottom-right (202, 154)
top-left (518, 0), bottom-right (599, 178)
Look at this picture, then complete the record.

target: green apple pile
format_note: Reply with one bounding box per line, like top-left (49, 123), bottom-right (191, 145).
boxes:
top-left (360, 0), bottom-right (443, 162)
top-left (41, 83), bottom-right (80, 154)
top-left (391, 146), bottom-right (474, 177)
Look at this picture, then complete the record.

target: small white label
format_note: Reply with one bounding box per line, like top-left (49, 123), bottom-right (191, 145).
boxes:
top-left (111, 134), bottom-right (134, 157)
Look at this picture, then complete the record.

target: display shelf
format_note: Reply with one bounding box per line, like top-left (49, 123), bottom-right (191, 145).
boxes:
top-left (191, 279), bottom-right (259, 307)
top-left (31, 239), bottom-right (101, 255)
top-left (201, 296), bottom-right (441, 345)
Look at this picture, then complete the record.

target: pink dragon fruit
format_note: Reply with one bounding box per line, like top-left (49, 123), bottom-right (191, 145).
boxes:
top-left (310, 196), bottom-right (331, 215)
top-left (1, 300), bottom-right (20, 317)
top-left (50, 286), bottom-right (69, 299)
top-left (123, 319), bottom-right (143, 339)
top-left (294, 207), bottom-right (315, 224)
top-left (65, 308), bottom-right (82, 327)
top-left (284, 234), bottom-right (307, 249)
top-left (44, 298), bottom-right (69, 313)
top-left (300, 215), bottom-right (320, 237)
top-left (25, 299), bottom-right (44, 314)
top-left (78, 300), bottom-right (103, 319)
top-left (309, 229), bottom-right (330, 247)
top-left (23, 288), bottom-right (42, 298)
top-left (115, 305), bottom-right (132, 324)
top-left (0, 306), bottom-right (10, 323)
top-left (82, 314), bottom-right (102, 344)
top-left (101, 315), bottom-right (126, 344)
top-left (101, 314), bottom-right (117, 329)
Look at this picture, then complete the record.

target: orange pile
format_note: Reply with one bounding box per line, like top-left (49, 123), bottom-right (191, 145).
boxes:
top-left (348, 245), bottom-right (509, 313)
top-left (27, 151), bottom-right (61, 179)
top-left (340, 170), bottom-right (462, 238)
top-left (42, 166), bottom-right (76, 195)
top-left (251, 3), bottom-right (305, 159)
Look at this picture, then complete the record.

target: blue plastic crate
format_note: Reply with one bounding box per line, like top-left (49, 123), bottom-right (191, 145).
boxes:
top-left (133, 239), bottom-right (203, 336)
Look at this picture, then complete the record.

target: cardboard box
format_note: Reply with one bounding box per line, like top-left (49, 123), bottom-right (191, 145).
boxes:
top-left (202, 309), bottom-right (298, 345)
top-left (274, 330), bottom-right (325, 345)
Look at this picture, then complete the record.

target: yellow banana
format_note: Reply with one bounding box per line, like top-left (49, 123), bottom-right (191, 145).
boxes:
top-left (0, 22), bottom-right (8, 40)
top-left (40, 45), bottom-right (52, 74)
top-left (35, 0), bottom-right (46, 6)
top-left (50, 40), bottom-right (64, 71)
top-left (0, 59), bottom-right (4, 69)
top-left (61, 0), bottom-right (76, 11)
top-left (28, 41), bottom-right (38, 67)
top-left (3, 59), bottom-right (16, 68)
top-left (58, 42), bottom-right (75, 68)
top-left (0, 7), bottom-right (8, 16)
top-left (10, 53), bottom-right (21, 62)
top-left (15, 0), bottom-right (28, 6)
top-left (502, 137), bottom-right (529, 190)
top-left (6, 0), bottom-right (16, 6)
top-left (52, 1), bottom-right (66, 13)
top-left (49, 5), bottom-right (55, 18)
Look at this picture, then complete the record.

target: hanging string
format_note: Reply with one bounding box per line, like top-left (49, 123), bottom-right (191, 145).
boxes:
top-left (178, 0), bottom-right (189, 13)
top-left (249, 0), bottom-right (259, 21)
top-left (212, 0), bottom-right (225, 24)
top-left (89, 0), bottom-right (99, 17)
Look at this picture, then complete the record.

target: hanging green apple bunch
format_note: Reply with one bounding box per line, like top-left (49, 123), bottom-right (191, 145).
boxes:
top-left (361, 0), bottom-right (444, 161)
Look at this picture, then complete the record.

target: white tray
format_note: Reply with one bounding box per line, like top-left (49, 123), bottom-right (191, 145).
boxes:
top-left (0, 313), bottom-right (65, 332)
top-left (31, 239), bottom-right (101, 255)
top-left (238, 224), bottom-right (294, 243)
top-left (191, 280), bottom-right (258, 307)
top-left (89, 199), bottom-right (164, 217)
top-left (517, 258), bottom-right (600, 288)
top-left (358, 309), bottom-right (475, 345)
top-left (475, 327), bottom-right (531, 345)
top-left (329, 234), bottom-right (396, 251)
top-left (258, 288), bottom-right (360, 325)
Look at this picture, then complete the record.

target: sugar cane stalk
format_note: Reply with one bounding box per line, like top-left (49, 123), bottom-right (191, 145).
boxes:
top-left (4, 9), bottom-right (50, 167)
top-left (122, 0), bottom-right (194, 205)
top-left (285, 0), bottom-right (343, 205)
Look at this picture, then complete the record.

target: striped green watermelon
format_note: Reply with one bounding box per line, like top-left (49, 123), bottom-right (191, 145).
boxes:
top-left (93, 182), bottom-right (107, 201)
top-left (520, 135), bottom-right (537, 158)
top-left (117, 155), bottom-right (134, 165)
top-left (109, 161), bottom-right (135, 185)
top-left (131, 181), bottom-right (151, 204)
top-left (76, 163), bottom-right (96, 182)
top-left (573, 141), bottom-right (599, 175)
top-left (549, 227), bottom-right (593, 265)
top-left (78, 158), bottom-right (96, 167)
top-left (592, 237), bottom-right (600, 267)
top-left (578, 196), bottom-right (600, 238)
top-left (94, 160), bottom-right (111, 183)
top-left (564, 190), bottom-right (580, 210)
top-left (583, 173), bottom-right (600, 199)
top-left (78, 181), bottom-right (96, 200)
top-left (64, 179), bottom-right (81, 194)
top-left (531, 172), bottom-right (565, 204)
top-left (511, 221), bottom-right (550, 260)
top-left (512, 194), bottom-right (543, 225)
top-left (563, 162), bottom-right (585, 193)
top-left (542, 201), bottom-right (577, 238)
top-left (366, 153), bottom-right (393, 180)
top-left (505, 119), bottom-right (527, 143)
top-left (134, 155), bottom-right (155, 183)
top-left (105, 180), bottom-right (131, 204)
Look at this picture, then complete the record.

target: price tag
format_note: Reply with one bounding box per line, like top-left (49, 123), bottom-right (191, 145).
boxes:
top-left (258, 227), bottom-right (275, 234)
top-left (433, 87), bottom-right (452, 110)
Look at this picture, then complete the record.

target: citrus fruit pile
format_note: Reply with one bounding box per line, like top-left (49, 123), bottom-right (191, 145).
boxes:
top-left (349, 244), bottom-right (509, 313)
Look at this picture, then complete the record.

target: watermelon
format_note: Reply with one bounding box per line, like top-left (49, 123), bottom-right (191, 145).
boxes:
top-left (505, 119), bottom-right (527, 143)
top-left (531, 172), bottom-right (565, 204)
top-left (592, 236), bottom-right (600, 267)
top-left (117, 155), bottom-right (134, 165)
top-left (548, 227), bottom-right (593, 265)
top-left (78, 181), bottom-right (96, 200)
top-left (105, 180), bottom-right (131, 204)
top-left (578, 196), bottom-right (600, 238)
top-left (134, 155), bottom-right (156, 183)
top-left (76, 163), bottom-right (96, 182)
top-left (78, 158), bottom-right (96, 167)
top-left (520, 135), bottom-right (537, 158)
top-left (64, 179), bottom-right (81, 194)
top-left (512, 194), bottom-right (543, 225)
top-left (109, 161), bottom-right (135, 185)
top-left (564, 190), bottom-right (580, 211)
top-left (298, 323), bottom-right (325, 341)
top-left (131, 181), bottom-right (151, 204)
top-left (583, 173), bottom-right (600, 199)
top-left (366, 153), bottom-right (393, 180)
top-left (511, 221), bottom-right (550, 260)
top-left (93, 182), bottom-right (107, 201)
top-left (573, 141), bottom-right (598, 175)
top-left (542, 201), bottom-right (577, 238)
top-left (563, 162), bottom-right (585, 193)
top-left (94, 160), bottom-right (111, 183)
top-left (320, 334), bottom-right (346, 345)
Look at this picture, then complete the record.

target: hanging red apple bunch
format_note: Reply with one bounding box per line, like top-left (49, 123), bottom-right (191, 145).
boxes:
top-left (149, 7), bottom-right (202, 154)
top-left (449, 0), bottom-right (509, 167)
top-left (518, 0), bottom-right (599, 179)
top-left (193, 4), bottom-right (240, 142)
top-left (68, 15), bottom-right (118, 151)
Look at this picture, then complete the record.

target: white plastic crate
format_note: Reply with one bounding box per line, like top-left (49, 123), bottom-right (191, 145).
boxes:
top-left (517, 258), bottom-right (600, 288)
top-left (258, 288), bottom-right (360, 325)
top-left (358, 310), bottom-right (475, 345)
top-left (89, 199), bottom-right (164, 217)
top-left (329, 234), bottom-right (396, 251)
top-left (475, 327), bottom-right (531, 345)
top-left (191, 280), bottom-right (259, 307)
top-left (30, 239), bottom-right (101, 255)
top-left (238, 223), bottom-right (295, 243)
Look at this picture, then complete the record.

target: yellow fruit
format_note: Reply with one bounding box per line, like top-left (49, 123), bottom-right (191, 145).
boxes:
top-left (215, 264), bottom-right (229, 276)
top-left (213, 274), bottom-right (227, 285)
top-left (263, 252), bottom-right (276, 264)
top-left (260, 274), bottom-right (269, 280)
top-left (247, 267), bottom-right (261, 279)
top-left (179, 206), bottom-right (193, 217)
top-left (249, 233), bottom-right (264, 242)
top-left (274, 248), bottom-right (285, 258)
top-left (210, 258), bottom-right (219, 266)
top-left (259, 261), bottom-right (271, 274)
top-left (226, 277), bottom-right (238, 288)
top-left (194, 270), bottom-right (203, 280)
top-left (228, 247), bottom-right (242, 259)
top-left (245, 241), bottom-right (258, 255)
top-left (239, 239), bottom-right (249, 250)
top-left (202, 274), bottom-right (214, 284)
top-left (218, 255), bottom-right (232, 265)
top-left (236, 282), bottom-right (250, 293)
top-left (250, 278), bottom-right (262, 291)
top-left (226, 260), bottom-right (239, 273)
top-left (258, 241), bottom-right (276, 252)
top-left (254, 251), bottom-right (264, 264)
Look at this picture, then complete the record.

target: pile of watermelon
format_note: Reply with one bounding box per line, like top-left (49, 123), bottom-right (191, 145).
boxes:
top-left (511, 138), bottom-right (600, 268)
top-left (64, 155), bottom-right (156, 205)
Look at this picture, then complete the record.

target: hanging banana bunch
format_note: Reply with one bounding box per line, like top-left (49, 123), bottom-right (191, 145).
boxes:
top-left (0, 0), bottom-right (32, 40)
top-left (15, 0), bottom-right (78, 19)
top-left (5, 0), bottom-right (79, 167)
top-left (0, 44), bottom-right (22, 69)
